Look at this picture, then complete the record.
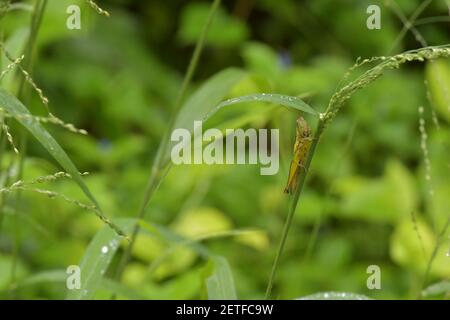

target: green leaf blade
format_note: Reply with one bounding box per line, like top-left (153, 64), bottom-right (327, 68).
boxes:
top-left (0, 88), bottom-right (126, 237)
top-left (66, 219), bottom-right (135, 300)
top-left (297, 292), bottom-right (372, 300)
top-left (213, 93), bottom-right (318, 117)
top-left (422, 281), bottom-right (450, 297)
top-left (206, 256), bottom-right (237, 300)
top-left (168, 68), bottom-right (246, 162)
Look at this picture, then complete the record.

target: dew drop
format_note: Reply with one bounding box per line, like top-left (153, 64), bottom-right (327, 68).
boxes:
top-left (109, 239), bottom-right (119, 250)
top-left (101, 246), bottom-right (109, 254)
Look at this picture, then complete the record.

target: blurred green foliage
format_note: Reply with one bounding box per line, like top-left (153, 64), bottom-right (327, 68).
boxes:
top-left (0, 0), bottom-right (449, 299)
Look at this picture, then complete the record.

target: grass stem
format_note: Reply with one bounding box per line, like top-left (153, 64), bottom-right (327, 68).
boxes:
top-left (113, 0), bottom-right (222, 283)
top-left (7, 0), bottom-right (47, 295)
top-left (265, 118), bottom-right (325, 299)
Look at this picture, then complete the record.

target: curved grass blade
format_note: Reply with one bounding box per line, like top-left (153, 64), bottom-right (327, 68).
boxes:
top-left (422, 281), bottom-right (450, 297)
top-left (99, 278), bottom-right (146, 300)
top-left (66, 218), bottom-right (135, 300)
top-left (17, 269), bottom-right (66, 287)
top-left (206, 255), bottom-right (237, 300)
top-left (209, 93), bottom-right (318, 119)
top-left (167, 68), bottom-right (246, 162)
top-left (297, 292), bottom-right (371, 300)
top-left (0, 270), bottom-right (66, 296)
top-left (172, 68), bottom-right (246, 130)
top-left (167, 72), bottom-right (317, 166)
top-left (0, 88), bottom-right (127, 238)
top-left (148, 229), bottom-right (257, 274)
top-left (70, 218), bottom-right (218, 300)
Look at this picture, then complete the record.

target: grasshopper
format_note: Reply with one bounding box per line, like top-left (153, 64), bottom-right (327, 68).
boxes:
top-left (284, 117), bottom-right (313, 194)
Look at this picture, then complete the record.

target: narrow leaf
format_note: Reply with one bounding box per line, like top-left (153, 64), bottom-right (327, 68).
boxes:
top-left (17, 270), bottom-right (66, 287)
top-left (206, 256), bottom-right (237, 300)
top-left (211, 93), bottom-right (318, 117)
top-left (422, 281), bottom-right (450, 297)
top-left (297, 292), bottom-right (371, 300)
top-left (0, 88), bottom-right (126, 237)
top-left (99, 278), bottom-right (146, 300)
top-left (168, 68), bottom-right (246, 161)
top-left (66, 218), bottom-right (135, 300)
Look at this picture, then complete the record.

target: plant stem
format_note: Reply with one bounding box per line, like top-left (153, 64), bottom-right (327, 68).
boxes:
top-left (113, 0), bottom-right (221, 284)
top-left (419, 216), bottom-right (450, 298)
top-left (8, 0), bottom-right (47, 295)
top-left (0, 131), bottom-right (7, 230)
top-left (265, 117), bottom-right (325, 299)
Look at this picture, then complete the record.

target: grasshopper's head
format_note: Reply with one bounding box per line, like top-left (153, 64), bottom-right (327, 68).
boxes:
top-left (296, 117), bottom-right (311, 138)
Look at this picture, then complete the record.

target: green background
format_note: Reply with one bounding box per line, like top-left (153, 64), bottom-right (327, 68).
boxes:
top-left (0, 0), bottom-right (449, 299)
